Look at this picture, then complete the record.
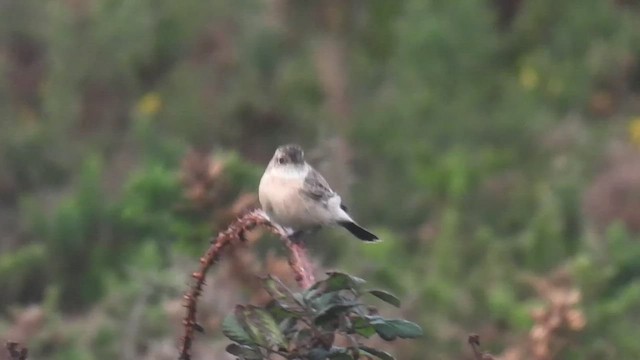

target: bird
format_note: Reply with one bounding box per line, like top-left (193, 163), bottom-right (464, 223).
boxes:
top-left (258, 144), bottom-right (379, 242)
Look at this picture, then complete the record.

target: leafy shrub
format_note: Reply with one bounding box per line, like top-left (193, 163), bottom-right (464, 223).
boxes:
top-left (222, 272), bottom-right (422, 360)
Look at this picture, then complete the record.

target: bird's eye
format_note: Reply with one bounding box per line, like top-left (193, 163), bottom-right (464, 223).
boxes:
top-left (278, 157), bottom-right (286, 164)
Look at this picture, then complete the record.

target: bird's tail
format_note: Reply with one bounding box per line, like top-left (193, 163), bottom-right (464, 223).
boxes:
top-left (338, 221), bottom-right (379, 242)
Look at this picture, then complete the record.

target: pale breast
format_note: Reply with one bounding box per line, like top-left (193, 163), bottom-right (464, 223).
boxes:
top-left (259, 169), bottom-right (330, 228)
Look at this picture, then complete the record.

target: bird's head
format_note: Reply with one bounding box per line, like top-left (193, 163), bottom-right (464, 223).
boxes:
top-left (270, 144), bottom-right (305, 168)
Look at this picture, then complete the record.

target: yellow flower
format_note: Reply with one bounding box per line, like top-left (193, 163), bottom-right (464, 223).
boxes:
top-left (136, 93), bottom-right (162, 116)
top-left (629, 117), bottom-right (640, 146)
top-left (519, 66), bottom-right (539, 90)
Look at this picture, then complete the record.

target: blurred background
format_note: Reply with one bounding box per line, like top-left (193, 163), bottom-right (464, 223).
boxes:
top-left (1, 0), bottom-right (640, 359)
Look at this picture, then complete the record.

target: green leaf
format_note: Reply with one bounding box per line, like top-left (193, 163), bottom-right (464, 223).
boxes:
top-left (225, 343), bottom-right (242, 355)
top-left (307, 272), bottom-right (366, 298)
top-left (309, 291), bottom-right (338, 308)
top-left (368, 290), bottom-right (401, 308)
top-left (222, 310), bottom-right (254, 345)
top-left (352, 316), bottom-right (376, 338)
top-left (279, 316), bottom-right (298, 335)
top-left (305, 347), bottom-right (354, 360)
top-left (236, 306), bottom-right (267, 347)
top-left (368, 316), bottom-right (397, 341)
top-left (244, 305), bottom-right (287, 347)
top-left (262, 275), bottom-right (306, 313)
top-left (314, 302), bottom-right (359, 326)
top-left (265, 300), bottom-right (292, 324)
top-left (309, 348), bottom-right (329, 360)
top-left (368, 317), bottom-right (423, 340)
top-left (359, 345), bottom-right (395, 360)
top-left (308, 292), bottom-right (351, 313)
top-left (225, 344), bottom-right (262, 359)
top-left (385, 319), bottom-right (423, 339)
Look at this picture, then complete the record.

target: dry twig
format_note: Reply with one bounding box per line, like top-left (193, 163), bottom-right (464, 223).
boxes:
top-left (526, 274), bottom-right (585, 360)
top-left (500, 270), bottom-right (586, 360)
top-left (281, 236), bottom-right (315, 289)
top-left (178, 209), bottom-right (315, 360)
top-left (468, 334), bottom-right (495, 360)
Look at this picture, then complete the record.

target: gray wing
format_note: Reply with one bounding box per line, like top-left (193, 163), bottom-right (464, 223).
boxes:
top-left (302, 167), bottom-right (349, 211)
top-left (302, 167), bottom-right (335, 201)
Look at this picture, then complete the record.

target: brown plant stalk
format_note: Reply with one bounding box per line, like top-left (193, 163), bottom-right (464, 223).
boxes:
top-left (281, 236), bottom-right (315, 289)
top-left (468, 334), bottom-right (495, 360)
top-left (179, 209), bottom-right (315, 360)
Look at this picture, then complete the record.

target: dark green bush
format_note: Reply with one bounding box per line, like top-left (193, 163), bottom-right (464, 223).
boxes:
top-left (223, 273), bottom-right (422, 360)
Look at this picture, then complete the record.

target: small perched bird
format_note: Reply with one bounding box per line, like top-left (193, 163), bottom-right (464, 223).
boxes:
top-left (259, 144), bottom-right (379, 242)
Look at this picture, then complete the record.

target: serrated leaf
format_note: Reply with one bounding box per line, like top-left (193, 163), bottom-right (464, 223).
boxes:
top-left (244, 305), bottom-right (287, 348)
top-left (263, 275), bottom-right (306, 313)
top-left (222, 311), bottom-right (254, 345)
top-left (368, 290), bottom-right (401, 308)
top-left (225, 344), bottom-right (262, 359)
top-left (359, 345), bottom-right (395, 360)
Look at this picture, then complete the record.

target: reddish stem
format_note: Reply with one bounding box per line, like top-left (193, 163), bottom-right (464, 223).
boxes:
top-left (179, 210), bottom-right (315, 360)
top-left (284, 239), bottom-right (315, 289)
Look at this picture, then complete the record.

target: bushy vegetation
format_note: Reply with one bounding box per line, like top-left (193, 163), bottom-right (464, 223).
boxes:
top-left (1, 0), bottom-right (640, 359)
top-left (222, 273), bottom-right (422, 360)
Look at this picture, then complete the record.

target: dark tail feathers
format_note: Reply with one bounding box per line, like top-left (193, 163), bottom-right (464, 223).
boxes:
top-left (338, 221), bottom-right (379, 242)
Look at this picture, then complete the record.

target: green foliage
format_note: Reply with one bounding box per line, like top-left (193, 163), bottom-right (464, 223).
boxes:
top-left (223, 274), bottom-right (422, 360)
top-left (117, 164), bottom-right (185, 245)
top-left (0, 244), bottom-right (46, 306)
top-left (1, 0), bottom-right (640, 358)
top-left (16, 151), bottom-right (260, 310)
top-left (25, 156), bottom-right (111, 309)
top-left (0, 126), bottom-right (69, 196)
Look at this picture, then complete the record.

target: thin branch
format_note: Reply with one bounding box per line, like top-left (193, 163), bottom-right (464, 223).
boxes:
top-left (178, 209), bottom-right (316, 360)
top-left (468, 334), bottom-right (495, 360)
top-left (279, 237), bottom-right (315, 289)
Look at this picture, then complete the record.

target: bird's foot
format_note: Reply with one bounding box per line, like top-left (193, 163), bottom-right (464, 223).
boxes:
top-left (287, 226), bottom-right (321, 244)
top-left (288, 230), bottom-right (306, 244)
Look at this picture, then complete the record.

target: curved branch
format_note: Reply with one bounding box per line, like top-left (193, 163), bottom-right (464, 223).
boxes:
top-left (179, 209), bottom-right (315, 360)
top-left (468, 334), bottom-right (495, 360)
